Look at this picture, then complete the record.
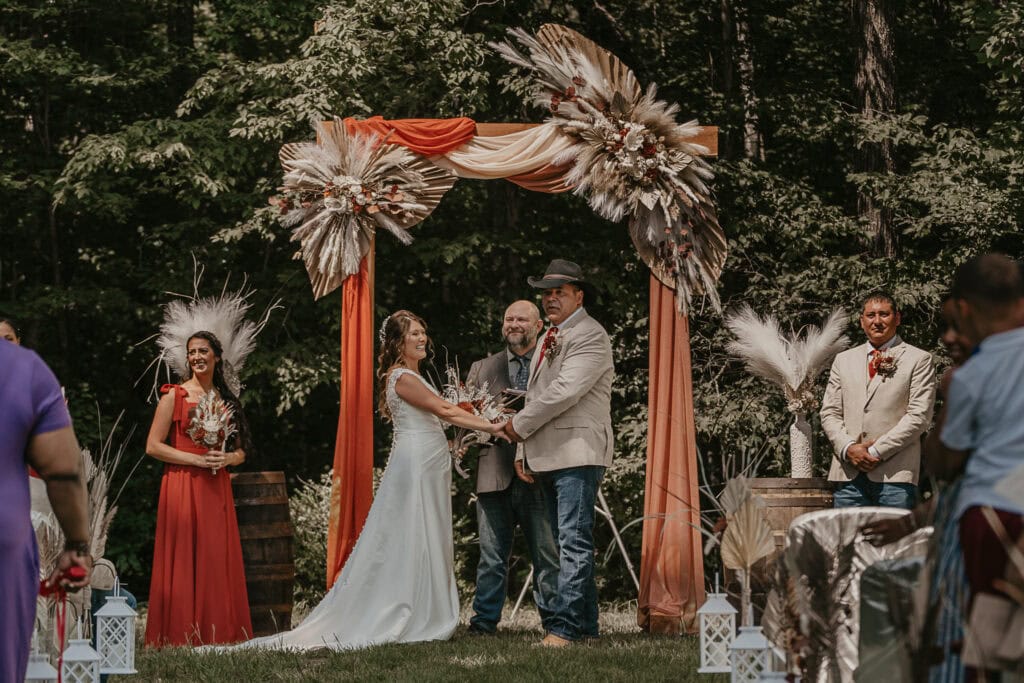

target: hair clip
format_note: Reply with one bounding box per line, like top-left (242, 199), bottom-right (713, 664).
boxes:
top-left (378, 317), bottom-right (389, 346)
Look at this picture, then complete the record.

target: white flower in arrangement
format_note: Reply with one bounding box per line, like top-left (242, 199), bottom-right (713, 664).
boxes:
top-left (323, 195), bottom-right (348, 212)
top-left (622, 124), bottom-right (645, 151)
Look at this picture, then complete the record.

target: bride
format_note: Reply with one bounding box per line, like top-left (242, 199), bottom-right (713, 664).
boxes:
top-left (223, 310), bottom-right (508, 650)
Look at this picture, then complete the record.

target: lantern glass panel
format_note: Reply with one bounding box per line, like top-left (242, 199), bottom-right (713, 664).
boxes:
top-left (24, 652), bottom-right (59, 682)
top-left (95, 594), bottom-right (137, 674)
top-left (62, 639), bottom-right (100, 683)
top-left (699, 612), bottom-right (735, 672)
top-left (730, 648), bottom-right (769, 683)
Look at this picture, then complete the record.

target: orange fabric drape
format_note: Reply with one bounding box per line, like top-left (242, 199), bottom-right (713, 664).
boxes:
top-left (343, 116), bottom-right (476, 155)
top-left (326, 256), bottom-right (376, 588)
top-left (507, 162), bottom-right (575, 193)
top-left (637, 275), bottom-right (705, 634)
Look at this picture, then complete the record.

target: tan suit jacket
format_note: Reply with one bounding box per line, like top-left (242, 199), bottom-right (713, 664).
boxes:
top-left (512, 309), bottom-right (614, 472)
top-left (820, 336), bottom-right (936, 484)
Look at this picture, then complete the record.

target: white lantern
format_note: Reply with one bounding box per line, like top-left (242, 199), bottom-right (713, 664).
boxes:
top-left (61, 638), bottom-right (100, 683)
top-left (729, 623), bottom-right (772, 683)
top-left (697, 590), bottom-right (737, 673)
top-left (94, 582), bottom-right (137, 674)
top-left (24, 634), bottom-right (58, 683)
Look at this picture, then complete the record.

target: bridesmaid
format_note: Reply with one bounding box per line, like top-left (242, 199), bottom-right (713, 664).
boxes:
top-left (144, 331), bottom-right (253, 646)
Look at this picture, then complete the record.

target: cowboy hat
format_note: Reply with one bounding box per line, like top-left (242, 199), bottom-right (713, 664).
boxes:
top-left (527, 259), bottom-right (598, 303)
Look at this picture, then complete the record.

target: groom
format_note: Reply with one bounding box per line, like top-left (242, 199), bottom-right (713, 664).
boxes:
top-left (502, 259), bottom-right (615, 647)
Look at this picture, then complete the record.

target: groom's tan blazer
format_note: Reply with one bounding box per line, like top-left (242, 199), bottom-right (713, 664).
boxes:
top-left (512, 308), bottom-right (614, 472)
top-left (820, 335), bottom-right (936, 484)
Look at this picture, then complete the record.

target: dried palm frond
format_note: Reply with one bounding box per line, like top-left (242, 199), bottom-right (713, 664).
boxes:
top-left (491, 25), bottom-right (725, 315)
top-left (789, 532), bottom-right (842, 681)
top-left (277, 119), bottom-right (456, 299)
top-left (721, 495), bottom-right (775, 624)
top-left (33, 411), bottom-right (143, 655)
top-left (762, 556), bottom-right (802, 674)
top-left (32, 512), bottom-right (64, 578)
top-left (718, 475), bottom-right (752, 517)
top-left (697, 444), bottom-right (772, 555)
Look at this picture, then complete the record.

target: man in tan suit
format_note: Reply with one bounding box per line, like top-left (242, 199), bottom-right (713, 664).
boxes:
top-left (820, 291), bottom-right (936, 508)
top-left (503, 259), bottom-right (614, 647)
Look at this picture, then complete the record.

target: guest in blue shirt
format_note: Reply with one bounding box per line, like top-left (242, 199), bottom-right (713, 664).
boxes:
top-left (926, 253), bottom-right (1024, 682)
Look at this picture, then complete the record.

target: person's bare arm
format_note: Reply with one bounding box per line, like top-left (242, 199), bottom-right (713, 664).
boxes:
top-left (26, 426), bottom-right (92, 590)
top-left (395, 373), bottom-right (508, 437)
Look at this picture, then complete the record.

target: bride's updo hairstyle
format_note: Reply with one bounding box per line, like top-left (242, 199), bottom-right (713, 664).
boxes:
top-left (376, 309), bottom-right (431, 421)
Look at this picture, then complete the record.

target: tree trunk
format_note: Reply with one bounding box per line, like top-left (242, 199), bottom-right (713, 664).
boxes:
top-left (718, 0), bottom-right (737, 160)
top-left (852, 0), bottom-right (898, 257)
top-left (733, 1), bottom-right (765, 162)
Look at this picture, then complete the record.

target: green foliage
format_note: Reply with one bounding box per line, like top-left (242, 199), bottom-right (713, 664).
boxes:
top-left (289, 469), bottom-right (332, 612)
top-left (3, 0), bottom-right (1024, 603)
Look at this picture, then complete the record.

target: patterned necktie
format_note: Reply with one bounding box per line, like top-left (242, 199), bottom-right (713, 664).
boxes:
top-left (868, 349), bottom-right (880, 379)
top-left (511, 355), bottom-right (529, 391)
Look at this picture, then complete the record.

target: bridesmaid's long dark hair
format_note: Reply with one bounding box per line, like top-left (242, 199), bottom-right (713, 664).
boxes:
top-left (187, 331), bottom-right (252, 454)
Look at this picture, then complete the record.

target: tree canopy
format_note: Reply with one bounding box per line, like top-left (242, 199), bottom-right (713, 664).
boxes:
top-left (3, 0), bottom-right (1022, 598)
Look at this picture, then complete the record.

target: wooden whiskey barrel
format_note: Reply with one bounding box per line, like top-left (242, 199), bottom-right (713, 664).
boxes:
top-left (749, 477), bottom-right (834, 554)
top-left (231, 471), bottom-right (295, 636)
top-left (726, 477), bottom-right (833, 623)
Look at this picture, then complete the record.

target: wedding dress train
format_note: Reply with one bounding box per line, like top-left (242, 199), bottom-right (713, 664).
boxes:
top-left (222, 368), bottom-right (459, 650)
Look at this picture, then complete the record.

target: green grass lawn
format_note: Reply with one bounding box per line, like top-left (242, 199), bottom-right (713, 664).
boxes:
top-left (125, 606), bottom-right (731, 682)
top-left (130, 631), bottom-right (726, 682)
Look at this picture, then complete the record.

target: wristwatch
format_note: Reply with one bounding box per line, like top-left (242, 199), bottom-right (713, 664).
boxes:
top-left (64, 540), bottom-right (90, 555)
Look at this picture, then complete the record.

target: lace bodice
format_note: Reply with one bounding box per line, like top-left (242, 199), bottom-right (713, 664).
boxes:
top-left (386, 368), bottom-right (444, 433)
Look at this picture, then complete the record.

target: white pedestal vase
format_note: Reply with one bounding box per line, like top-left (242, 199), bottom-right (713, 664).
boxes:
top-left (789, 413), bottom-right (813, 478)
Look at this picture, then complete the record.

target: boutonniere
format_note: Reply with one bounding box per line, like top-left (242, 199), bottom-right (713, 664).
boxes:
top-left (871, 353), bottom-right (898, 379)
top-left (542, 330), bottom-right (563, 365)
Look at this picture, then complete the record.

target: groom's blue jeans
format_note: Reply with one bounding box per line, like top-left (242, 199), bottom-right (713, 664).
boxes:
top-left (470, 479), bottom-right (560, 633)
top-left (538, 465), bottom-right (604, 641)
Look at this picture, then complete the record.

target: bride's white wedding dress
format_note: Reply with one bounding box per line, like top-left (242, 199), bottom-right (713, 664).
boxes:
top-left (224, 368), bottom-right (459, 650)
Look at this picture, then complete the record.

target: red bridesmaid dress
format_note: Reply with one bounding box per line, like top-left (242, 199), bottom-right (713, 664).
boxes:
top-left (145, 384), bottom-right (252, 646)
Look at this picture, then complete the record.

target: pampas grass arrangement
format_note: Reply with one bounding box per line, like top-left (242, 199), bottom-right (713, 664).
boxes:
top-left (724, 306), bottom-right (850, 477)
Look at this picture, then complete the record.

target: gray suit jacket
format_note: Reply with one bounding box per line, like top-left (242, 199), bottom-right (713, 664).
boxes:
top-left (820, 336), bottom-right (936, 484)
top-left (466, 351), bottom-right (516, 494)
top-left (512, 309), bottom-right (614, 472)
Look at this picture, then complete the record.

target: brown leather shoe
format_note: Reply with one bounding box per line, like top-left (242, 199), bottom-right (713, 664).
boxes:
top-left (539, 633), bottom-right (573, 648)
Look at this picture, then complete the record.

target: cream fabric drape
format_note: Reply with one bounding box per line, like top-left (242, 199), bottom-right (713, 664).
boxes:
top-left (432, 123), bottom-right (576, 179)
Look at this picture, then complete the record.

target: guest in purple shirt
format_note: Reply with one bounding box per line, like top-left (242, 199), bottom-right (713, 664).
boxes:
top-left (0, 338), bottom-right (91, 682)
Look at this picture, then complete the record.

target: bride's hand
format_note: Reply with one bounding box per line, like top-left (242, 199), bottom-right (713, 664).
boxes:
top-left (487, 421), bottom-right (511, 442)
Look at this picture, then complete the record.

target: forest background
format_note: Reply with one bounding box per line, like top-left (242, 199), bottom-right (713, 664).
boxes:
top-left (2, 0), bottom-right (1022, 605)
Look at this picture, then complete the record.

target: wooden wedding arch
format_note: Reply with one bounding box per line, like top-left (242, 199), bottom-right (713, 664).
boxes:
top-left (278, 25), bottom-right (724, 634)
